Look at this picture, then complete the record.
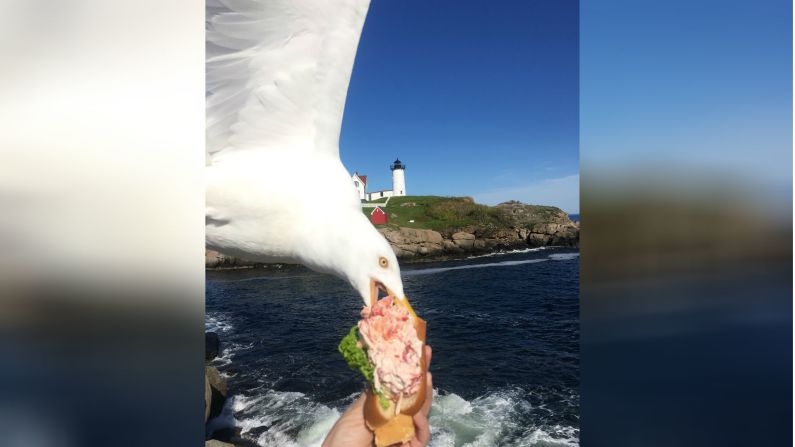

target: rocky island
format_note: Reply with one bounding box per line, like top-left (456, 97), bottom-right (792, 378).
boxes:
top-left (206, 197), bottom-right (578, 268)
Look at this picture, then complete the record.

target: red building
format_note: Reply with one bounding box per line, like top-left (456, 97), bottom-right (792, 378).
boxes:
top-left (370, 206), bottom-right (388, 225)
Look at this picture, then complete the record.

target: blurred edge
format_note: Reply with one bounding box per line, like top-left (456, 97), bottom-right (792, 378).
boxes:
top-left (581, 0), bottom-right (792, 445)
top-left (0, 1), bottom-right (204, 446)
top-left (581, 170), bottom-right (792, 446)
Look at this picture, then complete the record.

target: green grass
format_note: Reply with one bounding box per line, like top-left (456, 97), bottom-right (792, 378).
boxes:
top-left (362, 196), bottom-right (515, 232)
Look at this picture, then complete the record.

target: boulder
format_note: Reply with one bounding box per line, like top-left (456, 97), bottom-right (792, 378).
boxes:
top-left (206, 249), bottom-right (255, 268)
top-left (442, 241), bottom-right (463, 253)
top-left (204, 375), bottom-right (212, 423)
top-left (454, 239), bottom-right (474, 249)
top-left (206, 366), bottom-right (228, 420)
top-left (424, 231), bottom-right (444, 244)
top-left (451, 232), bottom-right (476, 249)
top-left (205, 332), bottom-right (220, 361)
top-left (206, 366), bottom-right (228, 397)
top-left (451, 232), bottom-right (475, 241)
top-left (390, 245), bottom-right (415, 258)
top-left (481, 239), bottom-right (498, 249)
top-left (380, 227), bottom-right (444, 258)
top-left (528, 233), bottom-right (551, 246)
top-left (205, 441), bottom-right (235, 447)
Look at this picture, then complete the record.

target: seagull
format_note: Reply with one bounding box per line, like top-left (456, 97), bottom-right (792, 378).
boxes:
top-left (205, 0), bottom-right (412, 312)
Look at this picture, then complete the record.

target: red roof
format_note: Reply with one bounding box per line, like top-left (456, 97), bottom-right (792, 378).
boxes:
top-left (370, 206), bottom-right (385, 215)
top-left (359, 175), bottom-right (367, 186)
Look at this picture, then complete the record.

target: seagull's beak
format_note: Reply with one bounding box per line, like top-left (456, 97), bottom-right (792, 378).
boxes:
top-left (369, 278), bottom-right (418, 320)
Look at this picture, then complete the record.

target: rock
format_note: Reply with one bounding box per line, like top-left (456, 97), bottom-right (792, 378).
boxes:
top-left (391, 245), bottom-right (414, 258)
top-left (528, 233), bottom-right (551, 246)
top-left (451, 232), bottom-right (475, 241)
top-left (205, 332), bottom-right (220, 361)
top-left (206, 366), bottom-right (228, 397)
top-left (454, 239), bottom-right (474, 249)
top-left (473, 240), bottom-right (486, 249)
top-left (496, 201), bottom-right (573, 227)
top-left (205, 441), bottom-right (235, 447)
top-left (380, 227), bottom-right (445, 258)
top-left (442, 241), bottom-right (463, 253)
top-left (425, 231), bottom-right (444, 244)
top-left (205, 374), bottom-right (212, 423)
top-left (451, 232), bottom-right (476, 249)
top-left (480, 239), bottom-right (496, 249)
top-left (206, 249), bottom-right (259, 269)
top-left (206, 366), bottom-right (228, 420)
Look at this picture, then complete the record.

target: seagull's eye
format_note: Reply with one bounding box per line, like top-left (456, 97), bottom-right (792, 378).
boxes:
top-left (379, 256), bottom-right (389, 268)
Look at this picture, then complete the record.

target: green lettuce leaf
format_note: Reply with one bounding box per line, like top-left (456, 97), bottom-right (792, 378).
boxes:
top-left (338, 325), bottom-right (392, 410)
top-left (378, 392), bottom-right (390, 410)
top-left (338, 325), bottom-right (375, 383)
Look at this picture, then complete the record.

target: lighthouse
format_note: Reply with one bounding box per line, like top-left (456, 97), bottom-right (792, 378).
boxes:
top-left (352, 158), bottom-right (408, 201)
top-left (390, 158), bottom-right (406, 196)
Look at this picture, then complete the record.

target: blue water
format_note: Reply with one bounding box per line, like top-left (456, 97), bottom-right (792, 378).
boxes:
top-left (206, 247), bottom-right (579, 446)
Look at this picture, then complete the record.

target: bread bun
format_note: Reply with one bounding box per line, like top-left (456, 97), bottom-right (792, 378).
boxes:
top-left (363, 316), bottom-right (427, 447)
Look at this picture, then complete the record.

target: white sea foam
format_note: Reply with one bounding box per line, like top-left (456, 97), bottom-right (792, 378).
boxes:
top-left (518, 425), bottom-right (580, 447)
top-left (226, 389), bottom-right (341, 447)
top-left (465, 247), bottom-right (549, 260)
top-left (403, 259), bottom-right (549, 277)
top-left (209, 338), bottom-right (254, 369)
top-left (224, 387), bottom-right (578, 447)
top-left (547, 253), bottom-right (579, 261)
top-left (428, 389), bottom-right (578, 447)
top-left (206, 313), bottom-right (234, 333)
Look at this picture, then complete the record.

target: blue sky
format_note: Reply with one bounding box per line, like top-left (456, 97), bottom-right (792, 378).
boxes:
top-left (339, 0), bottom-right (579, 213)
top-left (581, 0), bottom-right (792, 199)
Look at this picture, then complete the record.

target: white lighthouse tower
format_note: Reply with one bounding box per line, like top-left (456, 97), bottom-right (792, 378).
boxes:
top-left (390, 158), bottom-right (406, 196)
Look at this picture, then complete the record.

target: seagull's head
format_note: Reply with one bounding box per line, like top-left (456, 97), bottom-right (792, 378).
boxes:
top-left (346, 219), bottom-right (407, 309)
top-left (309, 212), bottom-right (409, 310)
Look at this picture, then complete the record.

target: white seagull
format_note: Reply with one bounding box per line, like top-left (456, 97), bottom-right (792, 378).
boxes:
top-left (206, 0), bottom-right (411, 310)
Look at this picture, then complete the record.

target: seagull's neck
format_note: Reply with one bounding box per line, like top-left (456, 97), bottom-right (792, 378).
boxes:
top-left (297, 210), bottom-right (370, 279)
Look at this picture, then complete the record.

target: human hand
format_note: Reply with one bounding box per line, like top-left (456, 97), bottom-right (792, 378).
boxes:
top-left (401, 345), bottom-right (433, 447)
top-left (322, 345), bottom-right (434, 447)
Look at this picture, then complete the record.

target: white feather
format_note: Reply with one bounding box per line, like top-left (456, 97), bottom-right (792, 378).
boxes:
top-left (205, 0), bottom-right (406, 304)
top-left (206, 0), bottom-right (370, 159)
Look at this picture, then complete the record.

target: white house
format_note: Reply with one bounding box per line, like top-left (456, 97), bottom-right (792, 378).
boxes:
top-left (351, 158), bottom-right (407, 202)
top-left (351, 172), bottom-right (367, 200)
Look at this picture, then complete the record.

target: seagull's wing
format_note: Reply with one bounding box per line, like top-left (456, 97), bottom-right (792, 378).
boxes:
top-left (206, 0), bottom-right (370, 162)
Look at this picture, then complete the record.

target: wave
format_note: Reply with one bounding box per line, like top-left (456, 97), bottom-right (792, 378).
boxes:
top-left (547, 253), bottom-right (579, 261)
top-left (403, 259), bottom-right (549, 277)
top-left (465, 247), bottom-right (549, 260)
top-left (428, 389), bottom-right (578, 447)
top-left (402, 250), bottom-right (579, 277)
top-left (216, 387), bottom-right (578, 447)
top-left (208, 249), bottom-right (577, 284)
top-left (206, 313), bottom-right (235, 333)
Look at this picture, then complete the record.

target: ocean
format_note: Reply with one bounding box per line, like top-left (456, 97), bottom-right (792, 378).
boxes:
top-left (206, 246), bottom-right (580, 447)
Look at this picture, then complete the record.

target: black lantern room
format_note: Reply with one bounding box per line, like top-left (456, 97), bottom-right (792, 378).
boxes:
top-left (390, 158), bottom-right (406, 171)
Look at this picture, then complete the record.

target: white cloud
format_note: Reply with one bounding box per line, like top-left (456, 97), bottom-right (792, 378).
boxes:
top-left (473, 174), bottom-right (579, 213)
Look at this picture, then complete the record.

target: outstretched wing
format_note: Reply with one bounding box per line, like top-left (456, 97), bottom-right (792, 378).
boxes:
top-left (206, 0), bottom-right (370, 161)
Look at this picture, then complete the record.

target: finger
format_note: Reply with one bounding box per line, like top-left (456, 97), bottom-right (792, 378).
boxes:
top-left (420, 372), bottom-right (433, 416)
top-left (412, 409), bottom-right (431, 447)
top-left (425, 345), bottom-right (433, 369)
